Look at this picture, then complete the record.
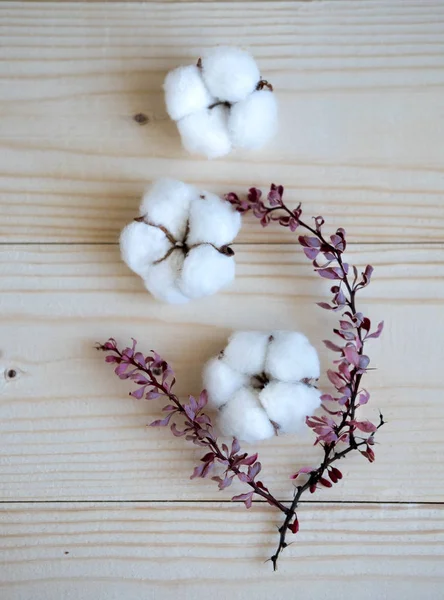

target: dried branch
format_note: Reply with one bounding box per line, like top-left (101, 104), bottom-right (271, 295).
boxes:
top-left (226, 184), bottom-right (385, 568)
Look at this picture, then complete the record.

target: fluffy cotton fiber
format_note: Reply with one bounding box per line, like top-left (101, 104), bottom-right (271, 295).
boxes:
top-left (204, 331), bottom-right (322, 443)
top-left (164, 46), bottom-right (278, 158)
top-left (120, 178), bottom-right (241, 304)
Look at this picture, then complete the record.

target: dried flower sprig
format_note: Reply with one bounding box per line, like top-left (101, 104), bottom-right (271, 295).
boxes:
top-left (97, 339), bottom-right (287, 514)
top-left (226, 184), bottom-right (385, 567)
top-left (98, 183), bottom-right (384, 570)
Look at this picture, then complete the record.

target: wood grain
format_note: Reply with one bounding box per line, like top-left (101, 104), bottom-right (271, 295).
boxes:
top-left (1, 243), bottom-right (442, 501)
top-left (1, 1), bottom-right (444, 243)
top-left (0, 502), bottom-right (443, 600)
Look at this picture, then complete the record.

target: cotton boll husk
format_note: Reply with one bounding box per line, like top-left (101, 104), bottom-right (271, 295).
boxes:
top-left (143, 250), bottom-right (189, 304)
top-left (163, 65), bottom-right (214, 121)
top-left (140, 178), bottom-right (197, 239)
top-left (223, 331), bottom-right (270, 375)
top-left (201, 46), bottom-right (260, 103)
top-left (229, 90), bottom-right (278, 149)
top-left (186, 192), bottom-right (241, 247)
top-left (218, 388), bottom-right (275, 443)
top-left (265, 331), bottom-right (320, 383)
top-left (179, 245), bottom-right (235, 299)
top-left (177, 105), bottom-right (232, 158)
top-left (203, 357), bottom-right (248, 409)
top-left (259, 381), bottom-right (322, 434)
top-left (120, 221), bottom-right (171, 277)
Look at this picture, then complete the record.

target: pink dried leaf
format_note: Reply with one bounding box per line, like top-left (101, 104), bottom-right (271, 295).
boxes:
top-left (327, 369), bottom-right (345, 388)
top-left (358, 390), bottom-right (370, 405)
top-left (291, 466), bottom-right (315, 479)
top-left (350, 420), bottom-right (377, 433)
top-left (241, 453), bottom-right (259, 466)
top-left (343, 346), bottom-right (360, 367)
top-left (232, 492), bottom-right (254, 509)
top-left (366, 321), bottom-right (384, 340)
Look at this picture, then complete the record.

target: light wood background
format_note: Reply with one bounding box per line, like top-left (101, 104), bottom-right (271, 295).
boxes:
top-left (1, 1), bottom-right (443, 598)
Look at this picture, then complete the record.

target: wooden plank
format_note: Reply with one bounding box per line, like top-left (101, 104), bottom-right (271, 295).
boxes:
top-left (0, 243), bottom-right (442, 501)
top-left (0, 502), bottom-right (442, 600)
top-left (1, 1), bottom-right (444, 243)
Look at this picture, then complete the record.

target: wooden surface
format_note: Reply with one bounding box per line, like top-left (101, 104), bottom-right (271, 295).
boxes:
top-left (1, 1), bottom-right (443, 598)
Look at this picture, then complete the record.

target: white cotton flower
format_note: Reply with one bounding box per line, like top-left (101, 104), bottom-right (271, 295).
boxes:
top-left (177, 105), bottom-right (232, 159)
top-left (265, 331), bottom-right (321, 383)
top-left (120, 178), bottom-right (241, 304)
top-left (143, 251), bottom-right (188, 305)
top-left (201, 46), bottom-right (260, 103)
top-left (259, 381), bottom-right (321, 434)
top-left (164, 46), bottom-right (278, 158)
top-left (120, 221), bottom-right (170, 278)
top-left (228, 89), bottom-right (278, 150)
top-left (203, 357), bottom-right (248, 409)
top-left (218, 388), bottom-right (275, 444)
top-left (203, 331), bottom-right (322, 443)
top-left (187, 191), bottom-right (241, 247)
top-left (140, 178), bottom-right (196, 239)
top-left (164, 65), bottom-right (214, 121)
top-left (223, 331), bottom-right (271, 376)
top-left (179, 245), bottom-right (236, 300)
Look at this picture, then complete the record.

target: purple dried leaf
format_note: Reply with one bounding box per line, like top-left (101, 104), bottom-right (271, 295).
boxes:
top-left (231, 438), bottom-right (241, 456)
top-left (317, 302), bottom-right (333, 310)
top-left (130, 387), bottom-right (146, 400)
top-left (316, 267), bottom-right (343, 280)
top-left (358, 355), bottom-right (370, 370)
top-left (366, 321), bottom-right (384, 340)
top-left (304, 247), bottom-right (320, 260)
top-left (323, 340), bottom-right (343, 352)
top-left (149, 413), bottom-right (174, 428)
top-left (248, 462), bottom-right (262, 480)
top-left (170, 423), bottom-right (186, 437)
top-left (358, 390), bottom-right (370, 405)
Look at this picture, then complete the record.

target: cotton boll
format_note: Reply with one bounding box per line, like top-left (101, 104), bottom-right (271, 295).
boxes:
top-left (143, 250), bottom-right (189, 304)
top-left (163, 65), bottom-right (214, 121)
top-left (186, 192), bottom-right (241, 247)
top-left (229, 90), bottom-right (278, 149)
top-left (120, 221), bottom-right (171, 277)
top-left (203, 357), bottom-right (248, 409)
top-left (218, 388), bottom-right (275, 443)
top-left (259, 381), bottom-right (321, 434)
top-left (179, 245), bottom-right (235, 299)
top-left (140, 178), bottom-right (197, 239)
top-left (223, 331), bottom-right (270, 375)
top-left (177, 105), bottom-right (232, 159)
top-left (201, 46), bottom-right (260, 103)
top-left (265, 331), bottom-right (320, 383)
